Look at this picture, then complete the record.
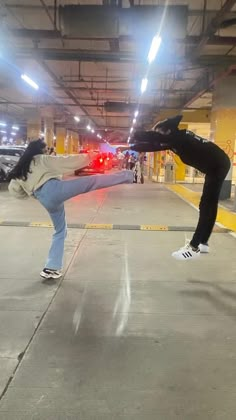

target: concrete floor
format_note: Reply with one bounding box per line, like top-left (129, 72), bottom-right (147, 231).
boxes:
top-left (0, 180), bottom-right (236, 419)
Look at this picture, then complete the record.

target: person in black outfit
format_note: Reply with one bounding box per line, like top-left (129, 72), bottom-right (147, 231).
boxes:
top-left (130, 115), bottom-right (230, 260)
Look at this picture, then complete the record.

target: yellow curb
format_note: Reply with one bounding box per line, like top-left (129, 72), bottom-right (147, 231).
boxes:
top-left (29, 222), bottom-right (53, 228)
top-left (85, 223), bottom-right (113, 230)
top-left (167, 184), bottom-right (236, 232)
top-left (140, 224), bottom-right (168, 231)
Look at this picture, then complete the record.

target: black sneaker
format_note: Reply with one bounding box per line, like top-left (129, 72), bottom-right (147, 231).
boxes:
top-left (40, 268), bottom-right (62, 279)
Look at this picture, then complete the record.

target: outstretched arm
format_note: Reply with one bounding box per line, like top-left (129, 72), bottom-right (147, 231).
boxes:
top-left (130, 131), bottom-right (171, 153)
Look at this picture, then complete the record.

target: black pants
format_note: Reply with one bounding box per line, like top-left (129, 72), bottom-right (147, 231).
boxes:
top-left (190, 158), bottom-right (230, 248)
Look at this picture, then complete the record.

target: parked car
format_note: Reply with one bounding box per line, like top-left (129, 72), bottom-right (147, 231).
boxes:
top-left (0, 146), bottom-right (25, 182)
top-left (74, 150), bottom-right (105, 175)
top-left (102, 153), bottom-right (113, 170)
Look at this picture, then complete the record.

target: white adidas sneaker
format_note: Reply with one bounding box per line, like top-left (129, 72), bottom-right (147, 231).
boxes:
top-left (172, 244), bottom-right (200, 261)
top-left (40, 268), bottom-right (62, 280)
top-left (199, 244), bottom-right (210, 254)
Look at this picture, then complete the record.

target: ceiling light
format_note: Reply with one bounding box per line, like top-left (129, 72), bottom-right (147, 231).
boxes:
top-left (134, 110), bottom-right (139, 118)
top-left (74, 116), bottom-right (80, 122)
top-left (130, 127), bottom-right (134, 133)
top-left (133, 118), bottom-right (137, 124)
top-left (0, 122), bottom-right (6, 127)
top-left (53, 135), bottom-right (56, 140)
top-left (11, 132), bottom-right (16, 136)
top-left (87, 125), bottom-right (91, 131)
top-left (91, 129), bottom-right (95, 133)
top-left (12, 125), bottom-right (19, 130)
top-left (21, 74), bottom-right (39, 90)
top-left (97, 134), bottom-right (100, 138)
top-left (148, 35), bottom-right (162, 64)
top-left (141, 78), bottom-right (148, 94)
top-left (0, 130), bottom-right (6, 134)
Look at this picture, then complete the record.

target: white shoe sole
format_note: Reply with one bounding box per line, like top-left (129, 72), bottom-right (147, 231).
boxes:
top-left (199, 245), bottom-right (210, 254)
top-left (40, 271), bottom-right (62, 280)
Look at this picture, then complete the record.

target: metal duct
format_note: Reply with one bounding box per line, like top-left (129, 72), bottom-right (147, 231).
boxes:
top-left (59, 5), bottom-right (187, 39)
top-left (104, 101), bottom-right (154, 113)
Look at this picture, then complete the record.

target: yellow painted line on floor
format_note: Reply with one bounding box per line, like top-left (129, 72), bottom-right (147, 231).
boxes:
top-left (84, 223), bottom-right (113, 230)
top-left (167, 184), bottom-right (236, 233)
top-left (29, 222), bottom-right (53, 228)
top-left (140, 224), bottom-right (168, 231)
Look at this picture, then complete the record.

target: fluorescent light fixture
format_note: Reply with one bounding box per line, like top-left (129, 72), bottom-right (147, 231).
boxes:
top-left (130, 127), bottom-right (134, 133)
top-left (12, 125), bottom-right (19, 130)
top-left (133, 118), bottom-right (137, 124)
top-left (53, 135), bottom-right (56, 140)
top-left (148, 35), bottom-right (162, 64)
top-left (0, 130), bottom-right (6, 133)
top-left (0, 122), bottom-right (6, 127)
top-left (141, 78), bottom-right (148, 94)
top-left (74, 116), bottom-right (80, 122)
top-left (134, 110), bottom-right (139, 118)
top-left (87, 125), bottom-right (91, 131)
top-left (21, 74), bottom-right (39, 90)
top-left (91, 129), bottom-right (95, 133)
top-left (11, 132), bottom-right (16, 136)
top-left (97, 134), bottom-right (100, 138)
top-left (127, 136), bottom-right (131, 142)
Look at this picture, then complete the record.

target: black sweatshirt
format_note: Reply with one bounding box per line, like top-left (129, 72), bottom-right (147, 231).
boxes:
top-left (131, 129), bottom-right (230, 175)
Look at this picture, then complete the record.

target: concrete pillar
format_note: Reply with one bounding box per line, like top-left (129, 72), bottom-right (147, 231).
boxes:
top-left (56, 127), bottom-right (66, 155)
top-left (211, 76), bottom-right (236, 199)
top-left (27, 109), bottom-right (41, 141)
top-left (41, 107), bottom-right (54, 148)
top-left (44, 117), bottom-right (54, 148)
top-left (152, 152), bottom-right (159, 182)
top-left (72, 132), bottom-right (80, 154)
top-left (174, 123), bottom-right (188, 182)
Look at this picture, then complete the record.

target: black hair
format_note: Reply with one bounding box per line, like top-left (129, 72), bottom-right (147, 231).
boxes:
top-left (154, 115), bottom-right (183, 133)
top-left (8, 139), bottom-right (46, 181)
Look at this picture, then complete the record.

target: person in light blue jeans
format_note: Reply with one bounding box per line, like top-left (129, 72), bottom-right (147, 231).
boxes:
top-left (34, 173), bottom-right (132, 273)
top-left (8, 139), bottom-right (133, 279)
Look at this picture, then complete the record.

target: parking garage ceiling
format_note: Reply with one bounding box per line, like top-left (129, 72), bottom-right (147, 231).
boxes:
top-left (0, 0), bottom-right (236, 143)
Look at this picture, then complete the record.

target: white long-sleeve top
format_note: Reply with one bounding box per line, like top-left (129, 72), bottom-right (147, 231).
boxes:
top-left (8, 153), bottom-right (91, 199)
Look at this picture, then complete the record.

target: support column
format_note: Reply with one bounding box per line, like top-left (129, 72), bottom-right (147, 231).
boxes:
top-left (174, 123), bottom-right (187, 182)
top-left (42, 107), bottom-right (54, 148)
top-left (44, 117), bottom-right (54, 148)
top-left (27, 109), bottom-right (41, 142)
top-left (56, 127), bottom-right (66, 155)
top-left (152, 152), bottom-right (158, 182)
top-left (211, 76), bottom-right (236, 199)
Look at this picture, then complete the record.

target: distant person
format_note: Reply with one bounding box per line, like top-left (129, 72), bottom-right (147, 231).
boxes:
top-left (129, 153), bottom-right (136, 170)
top-left (117, 150), bottom-right (124, 170)
top-left (131, 115), bottom-right (230, 260)
top-left (8, 139), bottom-right (133, 279)
top-left (49, 147), bottom-right (56, 156)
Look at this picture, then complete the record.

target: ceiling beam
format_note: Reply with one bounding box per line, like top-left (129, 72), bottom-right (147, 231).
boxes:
top-left (193, 0), bottom-right (236, 56)
top-left (38, 61), bottom-right (94, 118)
top-left (4, 4), bottom-right (234, 17)
top-left (13, 47), bottom-right (236, 67)
top-left (181, 1), bottom-right (236, 108)
top-left (182, 71), bottom-right (214, 108)
top-left (39, 0), bottom-right (56, 30)
top-left (9, 29), bottom-right (236, 47)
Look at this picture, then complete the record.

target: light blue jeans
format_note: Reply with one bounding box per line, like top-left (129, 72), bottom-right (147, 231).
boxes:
top-left (34, 171), bottom-right (133, 270)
